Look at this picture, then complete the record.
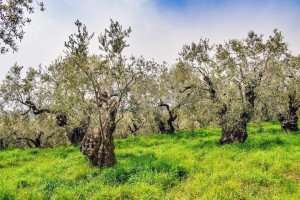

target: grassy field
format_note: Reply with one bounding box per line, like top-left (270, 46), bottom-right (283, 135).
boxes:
top-left (1, 122), bottom-right (300, 200)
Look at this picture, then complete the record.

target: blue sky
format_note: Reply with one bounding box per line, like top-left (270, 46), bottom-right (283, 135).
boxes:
top-left (1, 0), bottom-right (300, 79)
top-left (156, 0), bottom-right (188, 9)
top-left (155, 0), bottom-right (300, 12)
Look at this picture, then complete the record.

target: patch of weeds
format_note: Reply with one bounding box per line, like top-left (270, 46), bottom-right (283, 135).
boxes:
top-left (156, 166), bottom-right (189, 190)
top-left (17, 180), bottom-right (30, 189)
top-left (117, 152), bottom-right (136, 159)
top-left (101, 166), bottom-right (136, 185)
top-left (190, 140), bottom-right (218, 150)
top-left (259, 137), bottom-right (285, 149)
top-left (0, 189), bottom-right (15, 200)
top-left (42, 179), bottom-right (61, 200)
top-left (174, 166), bottom-right (188, 181)
top-left (150, 159), bottom-right (173, 173)
top-left (77, 193), bottom-right (86, 200)
top-left (29, 149), bottom-right (39, 155)
top-left (75, 170), bottom-right (101, 181)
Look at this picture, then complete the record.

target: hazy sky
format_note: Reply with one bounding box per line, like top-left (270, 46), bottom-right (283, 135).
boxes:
top-left (1, 0), bottom-right (300, 80)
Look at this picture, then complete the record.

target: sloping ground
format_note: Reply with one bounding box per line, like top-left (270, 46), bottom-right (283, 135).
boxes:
top-left (0, 122), bottom-right (300, 200)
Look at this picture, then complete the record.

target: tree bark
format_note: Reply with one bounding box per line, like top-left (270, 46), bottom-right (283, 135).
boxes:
top-left (0, 138), bottom-right (6, 150)
top-left (80, 128), bottom-right (117, 167)
top-left (218, 103), bottom-right (249, 144)
top-left (158, 103), bottom-right (177, 134)
top-left (21, 99), bottom-right (68, 127)
top-left (278, 94), bottom-right (299, 132)
top-left (156, 117), bottom-right (176, 134)
top-left (15, 131), bottom-right (44, 148)
top-left (278, 113), bottom-right (298, 132)
top-left (128, 121), bottom-right (142, 136)
top-left (220, 112), bottom-right (249, 144)
top-left (201, 75), bottom-right (248, 144)
top-left (157, 119), bottom-right (166, 133)
top-left (80, 107), bottom-right (117, 167)
top-left (218, 80), bottom-right (257, 144)
top-left (167, 114), bottom-right (176, 133)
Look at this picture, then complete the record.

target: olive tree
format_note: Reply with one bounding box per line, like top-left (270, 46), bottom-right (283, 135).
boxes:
top-left (0, 64), bottom-right (67, 148)
top-left (64, 20), bottom-right (154, 167)
top-left (0, 64), bottom-right (67, 125)
top-left (180, 30), bottom-right (287, 144)
top-left (149, 63), bottom-right (195, 134)
top-left (41, 57), bottom-right (97, 145)
top-left (277, 55), bottom-right (300, 132)
top-left (0, 0), bottom-right (44, 53)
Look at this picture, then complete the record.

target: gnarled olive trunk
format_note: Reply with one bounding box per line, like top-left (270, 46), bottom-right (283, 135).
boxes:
top-left (156, 117), bottom-right (176, 134)
top-left (167, 115), bottom-right (176, 133)
top-left (218, 102), bottom-right (250, 144)
top-left (128, 121), bottom-right (143, 136)
top-left (220, 112), bottom-right (249, 144)
top-left (15, 131), bottom-right (44, 148)
top-left (80, 108), bottom-right (117, 167)
top-left (278, 113), bottom-right (298, 132)
top-left (219, 82), bottom-right (258, 144)
top-left (80, 127), bottom-right (116, 167)
top-left (157, 103), bottom-right (177, 134)
top-left (157, 119), bottom-right (167, 133)
top-left (278, 94), bottom-right (299, 132)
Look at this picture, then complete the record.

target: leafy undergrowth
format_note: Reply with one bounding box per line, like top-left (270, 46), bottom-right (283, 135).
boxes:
top-left (1, 122), bottom-right (300, 200)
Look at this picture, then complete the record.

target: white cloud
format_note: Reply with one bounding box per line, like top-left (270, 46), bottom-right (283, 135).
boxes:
top-left (1, 0), bottom-right (300, 80)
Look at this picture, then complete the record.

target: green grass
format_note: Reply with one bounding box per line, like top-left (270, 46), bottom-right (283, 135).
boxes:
top-left (1, 122), bottom-right (300, 200)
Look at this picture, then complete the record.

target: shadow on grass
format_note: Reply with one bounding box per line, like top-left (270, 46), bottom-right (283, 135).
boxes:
top-left (173, 129), bottom-right (219, 140)
top-left (116, 129), bottom-right (219, 149)
top-left (180, 133), bottom-right (289, 153)
top-left (248, 127), bottom-right (285, 135)
top-left (95, 152), bottom-right (189, 190)
top-left (189, 139), bottom-right (220, 150)
top-left (117, 129), bottom-right (290, 153)
top-left (236, 137), bottom-right (286, 151)
top-left (116, 137), bottom-right (169, 149)
top-left (0, 155), bottom-right (35, 169)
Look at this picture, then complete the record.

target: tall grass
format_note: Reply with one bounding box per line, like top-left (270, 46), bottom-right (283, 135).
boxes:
top-left (0, 122), bottom-right (300, 199)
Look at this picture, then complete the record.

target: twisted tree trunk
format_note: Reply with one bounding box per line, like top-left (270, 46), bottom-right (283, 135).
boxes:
top-left (220, 112), bottom-right (249, 144)
top-left (21, 99), bottom-right (68, 127)
top-left (278, 94), bottom-right (299, 132)
top-left (278, 113), bottom-right (298, 132)
top-left (15, 131), bottom-right (44, 148)
top-left (157, 119), bottom-right (167, 133)
top-left (202, 75), bottom-right (248, 144)
top-left (80, 107), bottom-right (117, 167)
top-left (128, 120), bottom-right (143, 136)
top-left (157, 102), bottom-right (177, 134)
top-left (217, 83), bottom-right (255, 145)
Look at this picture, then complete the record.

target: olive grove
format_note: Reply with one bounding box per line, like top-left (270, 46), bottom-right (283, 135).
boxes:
top-left (0, 20), bottom-right (299, 167)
